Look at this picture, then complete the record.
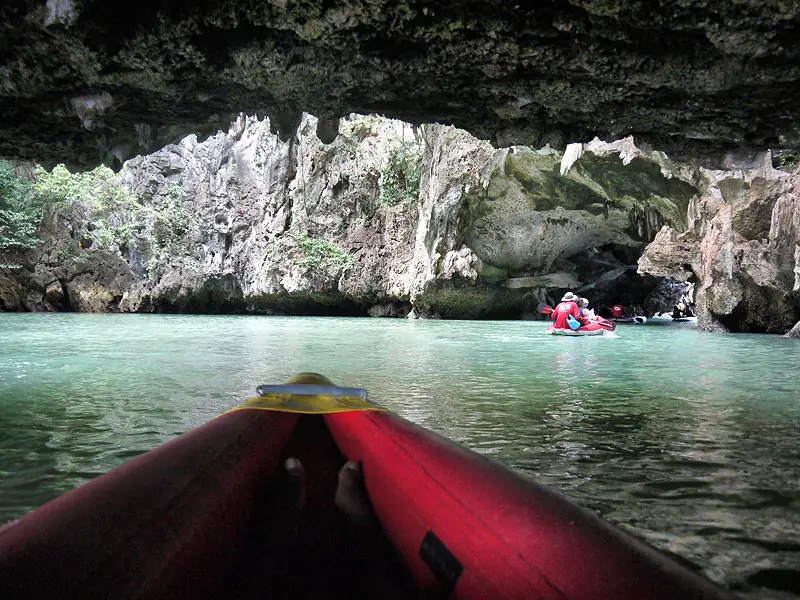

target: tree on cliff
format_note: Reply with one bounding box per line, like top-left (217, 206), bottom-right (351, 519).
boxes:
top-left (0, 161), bottom-right (42, 264)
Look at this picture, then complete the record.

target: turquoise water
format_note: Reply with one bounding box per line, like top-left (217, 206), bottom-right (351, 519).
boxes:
top-left (1, 314), bottom-right (799, 598)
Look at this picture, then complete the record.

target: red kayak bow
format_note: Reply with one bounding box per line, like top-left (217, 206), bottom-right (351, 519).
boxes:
top-left (0, 375), bottom-right (731, 600)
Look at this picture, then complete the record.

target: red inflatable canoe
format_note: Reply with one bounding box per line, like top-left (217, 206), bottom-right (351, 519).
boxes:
top-left (0, 374), bottom-right (732, 599)
top-left (546, 320), bottom-right (613, 336)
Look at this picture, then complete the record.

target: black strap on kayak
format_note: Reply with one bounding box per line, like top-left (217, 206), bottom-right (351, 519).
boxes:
top-left (419, 530), bottom-right (463, 594)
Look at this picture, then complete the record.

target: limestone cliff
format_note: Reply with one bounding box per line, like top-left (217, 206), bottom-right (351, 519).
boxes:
top-left (3, 114), bottom-right (798, 332)
top-left (1, 115), bottom-right (700, 320)
top-left (113, 114), bottom-right (422, 315)
top-left (639, 158), bottom-right (800, 333)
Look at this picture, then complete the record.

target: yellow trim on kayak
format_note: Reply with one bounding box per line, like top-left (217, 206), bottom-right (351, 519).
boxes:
top-left (228, 392), bottom-right (383, 415)
top-left (226, 373), bottom-right (385, 415)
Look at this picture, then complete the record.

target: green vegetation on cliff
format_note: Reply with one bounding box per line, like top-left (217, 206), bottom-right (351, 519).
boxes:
top-left (1, 160), bottom-right (128, 266)
top-left (339, 115), bottom-right (422, 207)
top-left (32, 163), bottom-right (140, 254)
top-left (294, 232), bottom-right (352, 274)
top-left (32, 164), bottom-right (129, 211)
top-left (145, 183), bottom-right (192, 277)
top-left (42, 165), bottom-right (139, 252)
top-left (380, 141), bottom-right (421, 205)
top-left (149, 183), bottom-right (190, 247)
top-left (774, 150), bottom-right (799, 171)
top-left (0, 161), bottom-right (42, 262)
top-left (17, 163), bottom-right (192, 278)
top-left (1, 160), bottom-right (195, 280)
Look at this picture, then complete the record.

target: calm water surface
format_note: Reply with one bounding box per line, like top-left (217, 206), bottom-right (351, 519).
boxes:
top-left (1, 314), bottom-right (799, 598)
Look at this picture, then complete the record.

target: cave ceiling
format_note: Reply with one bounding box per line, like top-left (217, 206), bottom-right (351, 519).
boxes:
top-left (1, 0), bottom-right (799, 168)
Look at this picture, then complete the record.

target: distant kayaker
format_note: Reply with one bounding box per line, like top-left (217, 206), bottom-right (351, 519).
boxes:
top-left (552, 292), bottom-right (586, 329)
top-left (611, 304), bottom-right (625, 319)
top-left (672, 301), bottom-right (695, 319)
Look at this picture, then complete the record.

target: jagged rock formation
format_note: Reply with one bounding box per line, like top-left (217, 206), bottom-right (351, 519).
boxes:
top-left (0, 115), bottom-right (703, 319)
top-left (639, 157), bottom-right (800, 333)
top-left (116, 114), bottom-right (425, 314)
top-left (2, 1), bottom-right (800, 169)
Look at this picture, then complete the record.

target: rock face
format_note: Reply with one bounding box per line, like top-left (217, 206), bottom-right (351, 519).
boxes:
top-left (0, 114), bottom-right (708, 320)
top-left (0, 210), bottom-right (135, 313)
top-left (2, 1), bottom-right (799, 169)
top-left (4, 113), bottom-right (797, 331)
top-left (787, 321), bottom-right (800, 338)
top-left (116, 114), bottom-right (425, 315)
top-left (639, 159), bottom-right (800, 333)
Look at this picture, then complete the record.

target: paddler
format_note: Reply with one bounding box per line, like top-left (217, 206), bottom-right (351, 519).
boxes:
top-left (551, 292), bottom-right (586, 330)
top-left (578, 297), bottom-right (596, 320)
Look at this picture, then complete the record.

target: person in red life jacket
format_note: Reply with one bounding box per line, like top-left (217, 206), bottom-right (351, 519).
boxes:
top-left (611, 304), bottom-right (625, 319)
top-left (551, 292), bottom-right (586, 329)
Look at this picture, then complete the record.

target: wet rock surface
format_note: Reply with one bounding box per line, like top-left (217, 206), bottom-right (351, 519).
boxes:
top-left (2, 1), bottom-right (799, 168)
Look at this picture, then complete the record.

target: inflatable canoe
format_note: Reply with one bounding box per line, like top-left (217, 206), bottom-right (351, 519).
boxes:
top-left (545, 320), bottom-right (612, 336)
top-left (546, 326), bottom-right (604, 336)
top-left (613, 315), bottom-right (647, 324)
top-left (673, 316), bottom-right (698, 323)
top-left (0, 374), bottom-right (732, 600)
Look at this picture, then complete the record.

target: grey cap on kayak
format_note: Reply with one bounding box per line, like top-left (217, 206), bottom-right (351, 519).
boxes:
top-left (561, 292), bottom-right (578, 302)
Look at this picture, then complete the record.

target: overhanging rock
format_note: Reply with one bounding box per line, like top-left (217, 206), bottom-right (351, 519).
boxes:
top-left (2, 1), bottom-right (799, 168)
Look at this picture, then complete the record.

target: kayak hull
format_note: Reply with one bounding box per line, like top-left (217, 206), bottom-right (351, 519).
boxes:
top-left (613, 315), bottom-right (647, 324)
top-left (0, 381), bottom-right (732, 600)
top-left (0, 407), bottom-right (302, 600)
top-left (546, 325), bottom-right (606, 336)
top-left (327, 410), bottom-right (729, 599)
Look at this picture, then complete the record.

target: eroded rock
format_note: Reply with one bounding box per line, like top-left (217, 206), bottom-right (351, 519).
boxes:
top-left (786, 321), bottom-right (800, 338)
top-left (65, 252), bottom-right (134, 312)
top-left (0, 276), bottom-right (24, 311)
top-left (640, 164), bottom-right (800, 333)
top-left (6, 113), bottom-right (796, 329)
top-left (2, 1), bottom-right (800, 168)
top-left (44, 280), bottom-right (65, 306)
top-left (114, 114), bottom-right (424, 314)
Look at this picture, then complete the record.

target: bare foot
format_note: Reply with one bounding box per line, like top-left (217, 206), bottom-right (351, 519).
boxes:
top-left (334, 461), bottom-right (375, 528)
top-left (283, 457), bottom-right (307, 512)
top-left (277, 457), bottom-right (419, 599)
